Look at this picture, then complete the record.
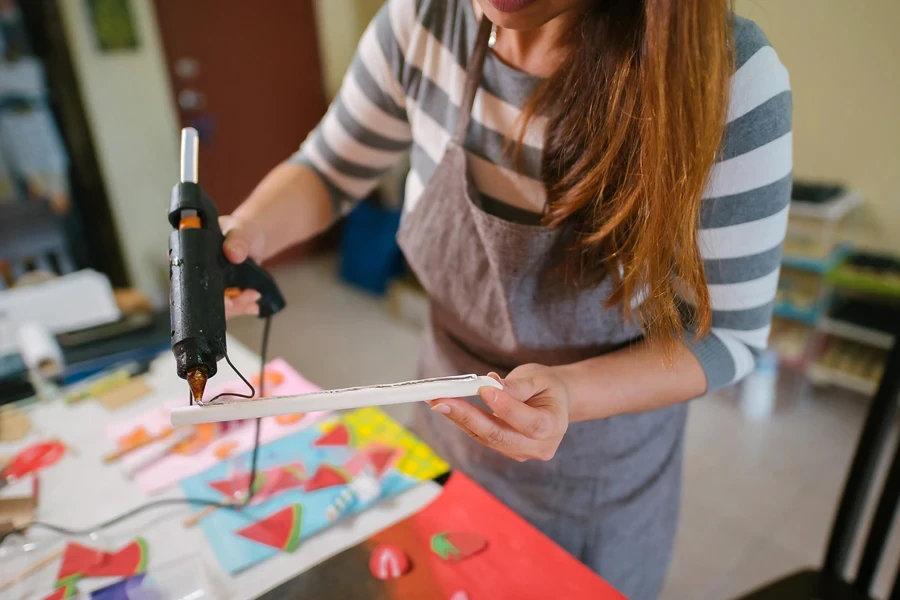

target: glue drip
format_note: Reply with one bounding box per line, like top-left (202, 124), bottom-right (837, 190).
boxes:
top-left (187, 366), bottom-right (208, 402)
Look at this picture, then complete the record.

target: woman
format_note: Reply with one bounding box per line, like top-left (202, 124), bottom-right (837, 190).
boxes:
top-left (223, 0), bottom-right (791, 597)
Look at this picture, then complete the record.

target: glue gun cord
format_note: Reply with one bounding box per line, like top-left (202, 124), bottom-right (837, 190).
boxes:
top-left (14, 316), bottom-right (273, 541)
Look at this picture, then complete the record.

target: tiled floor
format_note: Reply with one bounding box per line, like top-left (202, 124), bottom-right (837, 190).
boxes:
top-left (230, 256), bottom-right (899, 600)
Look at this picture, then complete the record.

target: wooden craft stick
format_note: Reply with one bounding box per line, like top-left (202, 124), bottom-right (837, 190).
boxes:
top-left (0, 548), bottom-right (64, 593)
top-left (182, 498), bottom-right (240, 528)
top-left (104, 428), bottom-right (173, 464)
top-left (170, 375), bottom-right (502, 427)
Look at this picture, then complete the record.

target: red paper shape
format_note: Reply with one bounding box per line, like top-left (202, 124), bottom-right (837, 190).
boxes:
top-left (430, 532), bottom-right (487, 562)
top-left (208, 463), bottom-right (305, 503)
top-left (5, 440), bottom-right (66, 481)
top-left (304, 464), bottom-right (349, 492)
top-left (235, 504), bottom-right (303, 552)
top-left (42, 587), bottom-right (69, 600)
top-left (56, 542), bottom-right (105, 582)
top-left (368, 544), bottom-right (410, 580)
top-left (313, 423), bottom-right (350, 447)
top-left (366, 445), bottom-right (403, 478)
top-left (83, 538), bottom-right (149, 578)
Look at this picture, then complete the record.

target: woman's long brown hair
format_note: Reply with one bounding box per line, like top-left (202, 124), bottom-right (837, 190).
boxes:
top-left (518, 0), bottom-right (733, 351)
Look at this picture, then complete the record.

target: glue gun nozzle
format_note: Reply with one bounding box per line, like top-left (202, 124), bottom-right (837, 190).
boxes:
top-left (187, 366), bottom-right (208, 402)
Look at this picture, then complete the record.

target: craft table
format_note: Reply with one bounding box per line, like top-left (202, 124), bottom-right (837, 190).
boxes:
top-left (0, 337), bottom-right (441, 599)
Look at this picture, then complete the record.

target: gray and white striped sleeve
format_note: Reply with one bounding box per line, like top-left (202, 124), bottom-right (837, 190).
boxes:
top-left (289, 0), bottom-right (414, 217)
top-left (687, 19), bottom-right (793, 392)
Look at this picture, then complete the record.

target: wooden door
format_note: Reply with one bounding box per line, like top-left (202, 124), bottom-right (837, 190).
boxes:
top-left (153, 0), bottom-right (331, 259)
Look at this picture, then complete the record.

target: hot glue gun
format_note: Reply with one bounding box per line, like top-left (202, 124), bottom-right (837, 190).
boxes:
top-left (168, 127), bottom-right (285, 402)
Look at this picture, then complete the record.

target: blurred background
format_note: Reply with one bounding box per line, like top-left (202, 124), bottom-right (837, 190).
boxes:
top-left (1, 1), bottom-right (899, 599)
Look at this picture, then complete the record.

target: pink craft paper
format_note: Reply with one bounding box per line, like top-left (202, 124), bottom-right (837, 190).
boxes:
top-left (105, 358), bottom-right (328, 494)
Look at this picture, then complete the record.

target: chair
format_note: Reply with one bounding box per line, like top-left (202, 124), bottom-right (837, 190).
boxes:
top-left (736, 327), bottom-right (900, 599)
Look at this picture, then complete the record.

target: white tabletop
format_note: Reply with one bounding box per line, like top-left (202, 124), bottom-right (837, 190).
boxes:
top-left (0, 337), bottom-right (440, 599)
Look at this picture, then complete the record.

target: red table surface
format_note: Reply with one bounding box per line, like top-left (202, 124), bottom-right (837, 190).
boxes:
top-left (366, 471), bottom-right (626, 600)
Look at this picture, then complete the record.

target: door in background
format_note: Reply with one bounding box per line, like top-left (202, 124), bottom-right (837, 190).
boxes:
top-left (153, 0), bottom-right (330, 260)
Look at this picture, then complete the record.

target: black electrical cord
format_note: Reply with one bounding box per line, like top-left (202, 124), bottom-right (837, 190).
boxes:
top-left (12, 316), bottom-right (274, 539)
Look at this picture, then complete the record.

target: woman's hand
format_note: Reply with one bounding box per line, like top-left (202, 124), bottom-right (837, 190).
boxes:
top-left (220, 215), bottom-right (267, 319)
top-left (429, 364), bottom-right (570, 462)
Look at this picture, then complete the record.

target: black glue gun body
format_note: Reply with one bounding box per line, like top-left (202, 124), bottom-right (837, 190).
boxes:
top-left (168, 180), bottom-right (285, 393)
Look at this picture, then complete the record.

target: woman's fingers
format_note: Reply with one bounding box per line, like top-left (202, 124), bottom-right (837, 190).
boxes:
top-left (432, 398), bottom-right (524, 454)
top-left (224, 289), bottom-right (261, 318)
top-left (480, 387), bottom-right (551, 440)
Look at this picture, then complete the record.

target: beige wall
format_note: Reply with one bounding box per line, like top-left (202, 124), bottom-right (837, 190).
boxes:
top-left (737, 0), bottom-right (900, 252)
top-left (59, 0), bottom-right (178, 301)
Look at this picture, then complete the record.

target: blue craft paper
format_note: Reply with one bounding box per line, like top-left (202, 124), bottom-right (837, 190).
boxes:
top-left (179, 426), bottom-right (417, 574)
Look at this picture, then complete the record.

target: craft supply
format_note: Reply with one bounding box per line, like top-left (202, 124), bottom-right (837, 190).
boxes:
top-left (430, 532), bottom-right (488, 562)
top-left (170, 374), bottom-right (502, 426)
top-left (65, 367), bottom-right (135, 404)
top-left (326, 471), bottom-right (381, 521)
top-left (42, 586), bottom-right (71, 600)
top-left (107, 358), bottom-right (324, 494)
top-left (0, 495), bottom-right (37, 534)
top-left (56, 542), bottom-right (106, 587)
top-left (121, 428), bottom-right (195, 478)
top-left (255, 472), bottom-right (624, 600)
top-left (0, 548), bottom-right (65, 594)
top-left (167, 127), bottom-right (286, 405)
top-left (82, 538), bottom-right (149, 578)
top-left (16, 321), bottom-right (64, 377)
top-left (95, 376), bottom-right (152, 411)
top-left (235, 504), bottom-right (303, 552)
top-left (181, 407), bottom-right (449, 574)
top-left (368, 544), bottom-right (410, 580)
top-left (0, 403), bottom-right (32, 441)
top-left (104, 427), bottom-right (172, 464)
top-left (0, 440), bottom-right (66, 490)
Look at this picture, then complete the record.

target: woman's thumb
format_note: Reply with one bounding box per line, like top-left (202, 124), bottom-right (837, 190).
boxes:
top-left (221, 217), bottom-right (251, 264)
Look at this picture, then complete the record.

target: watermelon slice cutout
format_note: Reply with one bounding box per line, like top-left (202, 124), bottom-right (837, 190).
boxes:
top-left (366, 446), bottom-right (404, 478)
top-left (304, 464), bottom-right (349, 492)
top-left (430, 532), bottom-right (488, 562)
top-left (235, 504), bottom-right (302, 552)
top-left (208, 463), bottom-right (305, 503)
top-left (313, 423), bottom-right (350, 447)
top-left (82, 538), bottom-right (148, 578)
top-left (56, 542), bottom-right (105, 583)
top-left (42, 586), bottom-right (70, 600)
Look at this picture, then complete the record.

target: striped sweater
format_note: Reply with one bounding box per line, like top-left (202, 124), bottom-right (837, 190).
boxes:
top-left (292, 0), bottom-right (793, 392)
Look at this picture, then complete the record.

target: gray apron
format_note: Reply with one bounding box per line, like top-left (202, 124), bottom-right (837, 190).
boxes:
top-left (396, 17), bottom-right (686, 600)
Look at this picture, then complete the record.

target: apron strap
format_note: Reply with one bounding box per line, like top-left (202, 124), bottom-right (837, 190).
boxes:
top-left (453, 16), bottom-right (494, 144)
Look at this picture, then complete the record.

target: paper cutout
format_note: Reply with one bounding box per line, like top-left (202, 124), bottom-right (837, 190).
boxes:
top-left (275, 413), bottom-right (305, 425)
top-left (43, 586), bottom-right (71, 600)
top-left (106, 358), bottom-right (326, 493)
top-left (369, 544), bottom-right (410, 580)
top-left (82, 538), bottom-right (148, 578)
top-left (208, 463), bottom-right (305, 504)
top-left (313, 423), bottom-right (350, 447)
top-left (343, 408), bottom-right (449, 480)
top-left (56, 542), bottom-right (105, 583)
top-left (430, 532), bottom-right (488, 562)
top-left (264, 473), bottom-right (624, 599)
top-left (181, 406), bottom-right (448, 575)
top-left (4, 440), bottom-right (65, 481)
top-left (304, 464), bottom-right (350, 492)
top-left (235, 504), bottom-right (302, 552)
top-left (213, 441), bottom-right (240, 460)
top-left (0, 404), bottom-right (32, 441)
top-left (96, 377), bottom-right (152, 411)
top-left (365, 445), bottom-right (404, 478)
